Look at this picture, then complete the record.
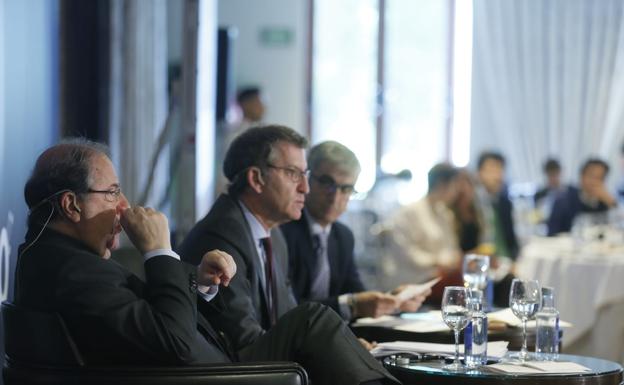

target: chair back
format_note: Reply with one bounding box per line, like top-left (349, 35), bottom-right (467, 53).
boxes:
top-left (2, 301), bottom-right (84, 366)
top-left (1, 301), bottom-right (308, 385)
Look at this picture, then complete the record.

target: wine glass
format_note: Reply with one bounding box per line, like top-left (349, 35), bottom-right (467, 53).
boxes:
top-left (442, 286), bottom-right (470, 370)
top-left (462, 254), bottom-right (490, 290)
top-left (509, 279), bottom-right (541, 361)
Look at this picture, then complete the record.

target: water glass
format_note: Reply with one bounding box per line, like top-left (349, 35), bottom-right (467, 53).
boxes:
top-left (442, 286), bottom-right (470, 371)
top-left (509, 279), bottom-right (541, 361)
top-left (463, 254), bottom-right (490, 290)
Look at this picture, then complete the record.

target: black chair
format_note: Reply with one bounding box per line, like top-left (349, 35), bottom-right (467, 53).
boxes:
top-left (2, 302), bottom-right (308, 385)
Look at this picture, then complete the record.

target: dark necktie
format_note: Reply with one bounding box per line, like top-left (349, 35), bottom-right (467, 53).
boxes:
top-left (260, 237), bottom-right (278, 326)
top-left (309, 233), bottom-right (330, 300)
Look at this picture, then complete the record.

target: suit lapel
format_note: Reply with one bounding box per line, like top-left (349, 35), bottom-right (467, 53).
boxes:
top-left (230, 199), bottom-right (272, 321)
top-left (327, 227), bottom-right (341, 295)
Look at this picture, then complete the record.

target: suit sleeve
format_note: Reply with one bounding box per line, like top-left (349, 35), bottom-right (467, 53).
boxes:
top-left (56, 255), bottom-right (204, 365)
top-left (181, 233), bottom-right (265, 351)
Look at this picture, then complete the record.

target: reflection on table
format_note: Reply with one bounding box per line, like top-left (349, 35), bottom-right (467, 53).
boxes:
top-left (384, 353), bottom-right (623, 385)
top-left (517, 235), bottom-right (624, 364)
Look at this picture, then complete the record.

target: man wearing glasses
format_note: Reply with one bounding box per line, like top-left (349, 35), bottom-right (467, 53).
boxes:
top-left (281, 141), bottom-right (428, 321)
top-left (178, 126), bottom-right (398, 385)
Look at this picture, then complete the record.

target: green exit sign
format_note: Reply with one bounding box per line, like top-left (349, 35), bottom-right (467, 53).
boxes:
top-left (259, 27), bottom-right (294, 47)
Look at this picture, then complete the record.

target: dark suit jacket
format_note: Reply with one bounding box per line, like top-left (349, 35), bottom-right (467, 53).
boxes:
top-left (177, 194), bottom-right (297, 351)
top-left (280, 212), bottom-right (365, 317)
top-left (14, 228), bottom-right (231, 365)
top-left (547, 186), bottom-right (610, 235)
top-left (493, 189), bottom-right (519, 260)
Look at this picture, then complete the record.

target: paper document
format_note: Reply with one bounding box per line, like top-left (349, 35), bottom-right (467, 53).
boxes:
top-left (370, 340), bottom-right (508, 359)
top-left (489, 361), bottom-right (591, 374)
top-left (395, 277), bottom-right (441, 301)
top-left (488, 308), bottom-right (573, 328)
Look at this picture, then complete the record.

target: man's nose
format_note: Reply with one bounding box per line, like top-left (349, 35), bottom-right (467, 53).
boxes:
top-left (299, 176), bottom-right (310, 194)
top-left (117, 193), bottom-right (130, 211)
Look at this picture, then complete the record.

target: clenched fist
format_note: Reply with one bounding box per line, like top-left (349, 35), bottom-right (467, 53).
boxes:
top-left (197, 250), bottom-right (237, 287)
top-left (120, 207), bottom-right (171, 254)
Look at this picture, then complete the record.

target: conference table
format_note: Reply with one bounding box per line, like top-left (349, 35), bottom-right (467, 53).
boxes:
top-left (350, 309), bottom-right (551, 352)
top-left (383, 353), bottom-right (623, 385)
top-left (516, 235), bottom-right (624, 364)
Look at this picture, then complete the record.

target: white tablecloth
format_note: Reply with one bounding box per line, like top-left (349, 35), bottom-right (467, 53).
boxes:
top-left (517, 236), bottom-right (624, 363)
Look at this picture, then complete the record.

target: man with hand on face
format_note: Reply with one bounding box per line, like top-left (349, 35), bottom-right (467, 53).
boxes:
top-left (15, 139), bottom-right (236, 365)
top-left (548, 158), bottom-right (617, 235)
top-left (281, 141), bottom-right (429, 321)
top-left (178, 126), bottom-right (399, 385)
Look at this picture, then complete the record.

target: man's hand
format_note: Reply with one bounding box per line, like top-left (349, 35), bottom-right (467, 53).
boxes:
top-left (120, 207), bottom-right (171, 254)
top-left (391, 283), bottom-right (433, 312)
top-left (357, 338), bottom-right (377, 351)
top-left (353, 291), bottom-right (399, 318)
top-left (593, 183), bottom-right (617, 207)
top-left (197, 250), bottom-right (237, 287)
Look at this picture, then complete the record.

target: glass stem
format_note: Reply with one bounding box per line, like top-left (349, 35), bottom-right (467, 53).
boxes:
top-left (521, 318), bottom-right (528, 359)
top-left (454, 329), bottom-right (460, 364)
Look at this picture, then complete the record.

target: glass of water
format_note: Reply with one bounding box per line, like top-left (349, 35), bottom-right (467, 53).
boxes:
top-left (462, 254), bottom-right (490, 290)
top-left (509, 279), bottom-right (541, 361)
top-left (442, 286), bottom-right (470, 370)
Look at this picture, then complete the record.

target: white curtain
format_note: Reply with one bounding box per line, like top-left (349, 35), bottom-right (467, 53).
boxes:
top-left (470, 0), bottom-right (624, 189)
top-left (108, 0), bottom-right (168, 207)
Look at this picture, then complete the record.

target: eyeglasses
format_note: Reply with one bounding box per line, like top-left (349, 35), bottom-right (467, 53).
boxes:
top-left (311, 174), bottom-right (356, 195)
top-left (266, 164), bottom-right (310, 184)
top-left (87, 186), bottom-right (122, 202)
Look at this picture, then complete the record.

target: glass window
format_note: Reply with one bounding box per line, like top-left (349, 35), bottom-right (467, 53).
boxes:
top-left (382, 0), bottom-right (450, 202)
top-left (312, 0), bottom-right (379, 193)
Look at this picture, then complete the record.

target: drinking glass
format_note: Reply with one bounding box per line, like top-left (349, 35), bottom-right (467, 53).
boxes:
top-left (509, 279), bottom-right (541, 361)
top-left (462, 254), bottom-right (490, 290)
top-left (442, 286), bottom-right (470, 370)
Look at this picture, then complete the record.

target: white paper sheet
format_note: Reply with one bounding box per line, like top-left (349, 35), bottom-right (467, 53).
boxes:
top-left (370, 340), bottom-right (508, 359)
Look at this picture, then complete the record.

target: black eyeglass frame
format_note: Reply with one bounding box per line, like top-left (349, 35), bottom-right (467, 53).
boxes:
top-left (310, 174), bottom-right (356, 195)
top-left (265, 164), bottom-right (310, 184)
top-left (86, 187), bottom-right (122, 202)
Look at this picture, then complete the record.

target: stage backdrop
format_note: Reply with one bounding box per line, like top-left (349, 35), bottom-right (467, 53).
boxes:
top-left (0, 1), bottom-right (59, 383)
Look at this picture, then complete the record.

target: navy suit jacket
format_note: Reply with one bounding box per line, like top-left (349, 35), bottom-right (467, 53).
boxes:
top-left (280, 212), bottom-right (365, 315)
top-left (547, 186), bottom-right (610, 235)
top-left (177, 194), bottom-right (297, 351)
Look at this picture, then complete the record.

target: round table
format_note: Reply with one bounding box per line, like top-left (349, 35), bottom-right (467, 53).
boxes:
top-left (384, 353), bottom-right (623, 385)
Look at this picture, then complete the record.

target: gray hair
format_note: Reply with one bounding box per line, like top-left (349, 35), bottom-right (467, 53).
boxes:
top-left (308, 141), bottom-right (360, 176)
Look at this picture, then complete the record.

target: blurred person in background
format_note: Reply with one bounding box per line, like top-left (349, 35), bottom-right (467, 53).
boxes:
top-left (534, 158), bottom-right (571, 225)
top-left (548, 158), bottom-right (617, 236)
top-left (384, 163), bottom-right (462, 303)
top-left (475, 151), bottom-right (519, 260)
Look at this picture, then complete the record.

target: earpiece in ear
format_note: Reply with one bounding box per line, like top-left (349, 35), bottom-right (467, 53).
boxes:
top-left (72, 202), bottom-right (82, 213)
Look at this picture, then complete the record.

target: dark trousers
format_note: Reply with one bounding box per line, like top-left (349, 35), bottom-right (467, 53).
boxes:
top-left (238, 302), bottom-right (399, 385)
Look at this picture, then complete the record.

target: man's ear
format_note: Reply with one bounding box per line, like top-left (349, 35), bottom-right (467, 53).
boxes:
top-left (246, 167), bottom-right (265, 194)
top-left (58, 191), bottom-right (82, 223)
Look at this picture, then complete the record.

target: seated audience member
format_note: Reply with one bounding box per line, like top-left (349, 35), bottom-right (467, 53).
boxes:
top-left (450, 168), bottom-right (515, 307)
top-left (475, 151), bottom-right (519, 260)
top-left (178, 126), bottom-right (398, 385)
top-left (450, 169), bottom-right (483, 253)
top-left (385, 163), bottom-right (462, 299)
top-left (548, 158), bottom-right (617, 236)
top-left (281, 141), bottom-right (428, 321)
top-left (534, 158), bottom-right (571, 223)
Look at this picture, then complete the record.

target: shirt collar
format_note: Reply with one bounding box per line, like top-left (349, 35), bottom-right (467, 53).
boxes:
top-left (239, 200), bottom-right (271, 242)
top-left (304, 208), bottom-right (332, 237)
